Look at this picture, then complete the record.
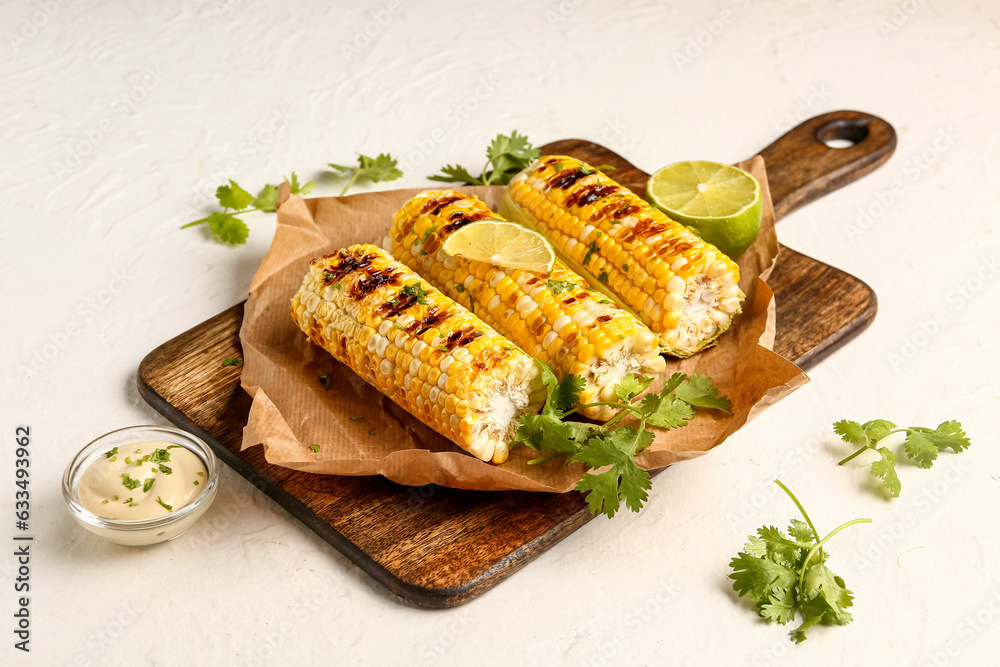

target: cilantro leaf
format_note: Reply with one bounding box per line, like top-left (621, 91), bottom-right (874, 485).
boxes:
top-left (729, 480), bottom-right (869, 643)
top-left (253, 184), bottom-right (278, 212)
top-left (904, 431), bottom-right (938, 468)
top-left (330, 153), bottom-right (403, 195)
top-left (428, 131), bottom-right (538, 186)
top-left (615, 375), bottom-right (654, 402)
top-left (514, 413), bottom-right (580, 455)
top-left (641, 394), bottom-right (695, 429)
top-left (207, 212), bottom-right (249, 246)
top-left (551, 374), bottom-right (585, 413)
top-left (216, 180), bottom-right (254, 210)
top-left (861, 419), bottom-right (896, 442)
top-left (833, 419), bottom-right (867, 445)
top-left (922, 420), bottom-right (970, 454)
top-left (287, 171), bottom-right (315, 196)
top-left (222, 356), bottom-right (241, 367)
top-left (426, 164), bottom-right (481, 184)
top-left (673, 374), bottom-right (733, 413)
top-left (483, 130), bottom-right (540, 184)
top-left (870, 446), bottom-right (901, 497)
top-left (836, 418), bottom-right (969, 496)
top-left (573, 429), bottom-right (652, 516)
top-left (545, 279), bottom-right (577, 295)
top-left (787, 519), bottom-right (816, 545)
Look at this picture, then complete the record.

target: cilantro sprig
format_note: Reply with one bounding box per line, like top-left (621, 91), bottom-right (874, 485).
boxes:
top-left (329, 153), bottom-right (403, 196)
top-left (182, 174), bottom-right (314, 245)
top-left (428, 131), bottom-right (539, 186)
top-left (834, 419), bottom-right (970, 497)
top-left (729, 480), bottom-right (871, 643)
top-left (515, 362), bottom-right (731, 518)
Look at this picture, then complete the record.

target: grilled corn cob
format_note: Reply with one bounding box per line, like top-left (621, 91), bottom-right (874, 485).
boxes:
top-left (387, 190), bottom-right (665, 422)
top-left (290, 244), bottom-right (544, 463)
top-left (500, 156), bottom-right (745, 357)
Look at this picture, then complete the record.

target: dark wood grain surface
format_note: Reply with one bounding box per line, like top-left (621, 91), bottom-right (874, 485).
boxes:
top-left (138, 111), bottom-right (894, 607)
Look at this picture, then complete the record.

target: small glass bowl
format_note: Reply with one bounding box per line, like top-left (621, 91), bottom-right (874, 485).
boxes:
top-left (63, 425), bottom-right (220, 547)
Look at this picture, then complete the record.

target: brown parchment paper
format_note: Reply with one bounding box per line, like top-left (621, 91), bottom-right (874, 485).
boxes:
top-left (238, 156), bottom-right (808, 493)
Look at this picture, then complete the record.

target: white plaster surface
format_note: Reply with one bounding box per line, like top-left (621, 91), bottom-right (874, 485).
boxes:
top-left (2, 0), bottom-right (999, 665)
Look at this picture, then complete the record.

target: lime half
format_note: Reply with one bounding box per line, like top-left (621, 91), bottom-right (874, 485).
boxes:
top-left (442, 220), bottom-right (555, 273)
top-left (647, 160), bottom-right (762, 258)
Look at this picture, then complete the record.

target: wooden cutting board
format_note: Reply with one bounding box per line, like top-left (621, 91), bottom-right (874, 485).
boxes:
top-left (138, 110), bottom-right (895, 607)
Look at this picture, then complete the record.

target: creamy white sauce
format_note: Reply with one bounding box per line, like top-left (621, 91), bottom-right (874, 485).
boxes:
top-left (78, 441), bottom-right (206, 520)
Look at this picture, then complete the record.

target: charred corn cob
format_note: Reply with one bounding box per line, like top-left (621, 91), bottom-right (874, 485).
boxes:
top-left (290, 244), bottom-right (544, 463)
top-left (387, 190), bottom-right (665, 422)
top-left (500, 156), bottom-right (745, 357)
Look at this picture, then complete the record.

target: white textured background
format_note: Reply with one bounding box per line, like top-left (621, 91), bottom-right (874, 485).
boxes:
top-left (2, 1), bottom-right (999, 665)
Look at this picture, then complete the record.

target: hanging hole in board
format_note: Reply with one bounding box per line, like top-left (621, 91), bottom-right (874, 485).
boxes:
top-left (816, 119), bottom-right (870, 149)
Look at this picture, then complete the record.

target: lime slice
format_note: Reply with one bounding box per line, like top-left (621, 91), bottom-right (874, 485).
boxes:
top-left (646, 160), bottom-right (762, 259)
top-left (442, 220), bottom-right (555, 273)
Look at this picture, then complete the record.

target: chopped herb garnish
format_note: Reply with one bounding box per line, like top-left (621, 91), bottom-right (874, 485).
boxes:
top-left (454, 285), bottom-right (465, 293)
top-left (122, 497), bottom-right (133, 504)
top-left (167, 445), bottom-right (180, 449)
top-left (393, 322), bottom-right (404, 330)
top-left (583, 241), bottom-right (599, 266)
top-left (150, 449), bottom-right (171, 464)
top-left (319, 373), bottom-right (331, 390)
top-left (125, 456), bottom-right (133, 465)
top-left (222, 356), bottom-right (241, 367)
top-left (598, 270), bottom-right (609, 284)
top-left (196, 471), bottom-right (204, 476)
top-left (309, 444), bottom-right (321, 453)
top-left (158, 464), bottom-right (172, 475)
top-left (101, 499), bottom-right (109, 505)
top-left (617, 334), bottom-right (625, 340)
top-left (435, 346), bottom-right (449, 352)
top-left (194, 480), bottom-right (199, 486)
top-left (368, 427), bottom-right (376, 435)
top-left (156, 497), bottom-right (173, 511)
top-left (622, 264), bottom-right (629, 272)
top-left (400, 281), bottom-right (429, 306)
top-left (546, 279), bottom-right (576, 295)
top-left (421, 225), bottom-right (439, 244)
top-left (121, 474), bottom-right (141, 490)
top-left (598, 299), bottom-right (610, 304)
top-left (143, 478), bottom-right (155, 493)
top-left (323, 271), bottom-right (336, 281)
top-left (333, 282), bottom-right (342, 290)
top-left (349, 416), bottom-right (364, 421)
top-left (113, 495), bottom-right (119, 501)
top-left (109, 456), bottom-right (117, 462)
top-left (104, 447), bottom-right (118, 459)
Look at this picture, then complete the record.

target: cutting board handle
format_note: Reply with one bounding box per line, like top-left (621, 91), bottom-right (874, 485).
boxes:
top-left (760, 110), bottom-right (897, 220)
